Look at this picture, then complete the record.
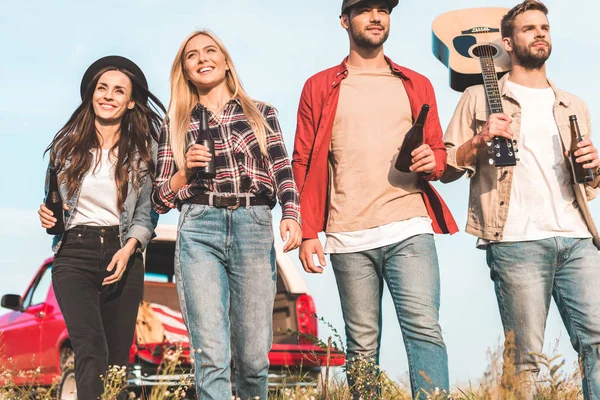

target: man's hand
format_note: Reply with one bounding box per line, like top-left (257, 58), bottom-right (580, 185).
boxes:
top-left (409, 144), bottom-right (436, 174)
top-left (299, 239), bottom-right (326, 274)
top-left (472, 113), bottom-right (513, 149)
top-left (568, 139), bottom-right (600, 170)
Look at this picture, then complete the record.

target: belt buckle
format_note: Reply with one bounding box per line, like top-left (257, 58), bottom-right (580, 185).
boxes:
top-left (227, 196), bottom-right (240, 210)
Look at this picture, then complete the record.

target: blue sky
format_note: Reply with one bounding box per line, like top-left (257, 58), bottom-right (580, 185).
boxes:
top-left (1, 0), bottom-right (599, 387)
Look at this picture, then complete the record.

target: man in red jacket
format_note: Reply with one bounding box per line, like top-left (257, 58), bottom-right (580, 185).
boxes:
top-left (292, 0), bottom-right (457, 397)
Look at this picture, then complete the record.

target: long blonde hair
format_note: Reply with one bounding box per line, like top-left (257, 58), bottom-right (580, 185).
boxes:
top-left (167, 30), bottom-right (271, 169)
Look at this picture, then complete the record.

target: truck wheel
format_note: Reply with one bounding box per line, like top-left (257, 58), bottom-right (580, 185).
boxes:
top-left (60, 347), bottom-right (75, 372)
top-left (56, 367), bottom-right (77, 400)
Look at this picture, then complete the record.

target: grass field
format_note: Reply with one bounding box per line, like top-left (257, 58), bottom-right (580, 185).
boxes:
top-left (0, 332), bottom-right (584, 399)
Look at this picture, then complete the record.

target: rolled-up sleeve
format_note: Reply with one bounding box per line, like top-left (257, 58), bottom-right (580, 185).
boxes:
top-left (442, 88), bottom-right (478, 183)
top-left (152, 119), bottom-right (179, 214)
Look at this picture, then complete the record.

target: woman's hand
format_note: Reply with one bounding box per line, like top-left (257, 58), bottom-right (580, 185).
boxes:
top-left (103, 239), bottom-right (138, 286)
top-left (180, 144), bottom-right (212, 180)
top-left (280, 219), bottom-right (302, 253)
top-left (170, 144), bottom-right (213, 192)
top-left (38, 203), bottom-right (68, 229)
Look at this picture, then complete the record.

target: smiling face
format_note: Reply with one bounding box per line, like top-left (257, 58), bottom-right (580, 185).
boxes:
top-left (342, 1), bottom-right (390, 49)
top-left (92, 70), bottom-right (135, 124)
top-left (183, 34), bottom-right (229, 92)
top-left (504, 10), bottom-right (552, 70)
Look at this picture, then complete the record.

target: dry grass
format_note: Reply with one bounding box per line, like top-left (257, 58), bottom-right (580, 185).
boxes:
top-left (268, 332), bottom-right (584, 400)
top-left (0, 331), bottom-right (584, 399)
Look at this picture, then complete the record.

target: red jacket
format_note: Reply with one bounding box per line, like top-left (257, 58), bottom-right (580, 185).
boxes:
top-left (292, 57), bottom-right (458, 240)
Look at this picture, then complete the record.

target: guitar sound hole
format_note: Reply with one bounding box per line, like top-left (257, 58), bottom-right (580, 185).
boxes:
top-left (472, 45), bottom-right (498, 57)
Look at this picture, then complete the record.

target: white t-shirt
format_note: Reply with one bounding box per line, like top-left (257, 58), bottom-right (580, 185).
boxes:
top-left (67, 149), bottom-right (120, 228)
top-left (324, 217), bottom-right (434, 254)
top-left (485, 81), bottom-right (590, 243)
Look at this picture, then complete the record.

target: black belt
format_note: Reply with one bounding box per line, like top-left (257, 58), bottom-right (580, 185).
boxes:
top-left (183, 194), bottom-right (274, 209)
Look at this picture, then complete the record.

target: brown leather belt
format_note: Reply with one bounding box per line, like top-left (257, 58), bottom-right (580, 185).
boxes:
top-left (182, 194), bottom-right (274, 210)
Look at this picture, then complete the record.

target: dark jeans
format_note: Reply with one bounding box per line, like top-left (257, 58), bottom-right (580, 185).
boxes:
top-left (52, 225), bottom-right (144, 400)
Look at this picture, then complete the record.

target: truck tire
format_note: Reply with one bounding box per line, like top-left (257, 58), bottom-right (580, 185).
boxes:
top-left (60, 347), bottom-right (75, 372)
top-left (56, 367), bottom-right (77, 400)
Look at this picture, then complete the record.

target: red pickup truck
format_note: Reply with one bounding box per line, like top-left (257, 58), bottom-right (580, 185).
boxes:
top-left (0, 225), bottom-right (344, 398)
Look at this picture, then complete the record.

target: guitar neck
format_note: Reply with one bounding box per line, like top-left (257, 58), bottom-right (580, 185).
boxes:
top-left (479, 54), bottom-right (504, 114)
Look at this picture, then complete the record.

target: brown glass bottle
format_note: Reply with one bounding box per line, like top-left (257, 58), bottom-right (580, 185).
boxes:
top-left (395, 104), bottom-right (430, 173)
top-left (569, 115), bottom-right (595, 184)
top-left (45, 167), bottom-right (65, 235)
top-left (196, 108), bottom-right (216, 179)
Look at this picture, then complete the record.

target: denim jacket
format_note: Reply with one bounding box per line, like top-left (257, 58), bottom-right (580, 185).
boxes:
top-left (46, 141), bottom-right (159, 254)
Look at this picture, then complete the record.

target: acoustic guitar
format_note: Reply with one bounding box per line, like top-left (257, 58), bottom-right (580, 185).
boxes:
top-left (432, 7), bottom-right (517, 167)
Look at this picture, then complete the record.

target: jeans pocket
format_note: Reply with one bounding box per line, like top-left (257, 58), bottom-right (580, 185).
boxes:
top-left (180, 204), bottom-right (209, 226)
top-left (60, 231), bottom-right (82, 250)
top-left (249, 206), bottom-right (272, 226)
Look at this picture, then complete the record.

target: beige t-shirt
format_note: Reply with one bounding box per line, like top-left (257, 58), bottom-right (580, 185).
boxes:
top-left (325, 64), bottom-right (428, 234)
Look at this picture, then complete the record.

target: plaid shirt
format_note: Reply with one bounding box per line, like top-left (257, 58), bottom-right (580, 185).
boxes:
top-left (152, 99), bottom-right (301, 224)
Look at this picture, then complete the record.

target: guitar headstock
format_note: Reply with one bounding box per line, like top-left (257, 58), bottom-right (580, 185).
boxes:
top-left (487, 137), bottom-right (518, 167)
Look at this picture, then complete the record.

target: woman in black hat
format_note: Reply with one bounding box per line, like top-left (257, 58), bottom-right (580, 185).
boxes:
top-left (38, 55), bottom-right (165, 399)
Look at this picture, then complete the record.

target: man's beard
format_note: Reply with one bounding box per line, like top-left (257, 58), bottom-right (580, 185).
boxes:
top-left (349, 22), bottom-right (389, 49)
top-left (513, 39), bottom-right (552, 70)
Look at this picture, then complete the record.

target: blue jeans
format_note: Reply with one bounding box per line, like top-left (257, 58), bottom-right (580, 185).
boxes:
top-left (486, 237), bottom-right (600, 400)
top-left (175, 204), bottom-right (276, 400)
top-left (330, 234), bottom-right (448, 399)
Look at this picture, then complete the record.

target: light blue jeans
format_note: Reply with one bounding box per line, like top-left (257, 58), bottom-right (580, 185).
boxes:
top-left (175, 204), bottom-right (276, 400)
top-left (330, 234), bottom-right (448, 399)
top-left (486, 237), bottom-right (600, 400)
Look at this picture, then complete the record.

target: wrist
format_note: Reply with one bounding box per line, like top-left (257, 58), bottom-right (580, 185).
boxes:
top-left (471, 135), bottom-right (485, 150)
top-left (125, 239), bottom-right (139, 255)
top-left (178, 168), bottom-right (192, 180)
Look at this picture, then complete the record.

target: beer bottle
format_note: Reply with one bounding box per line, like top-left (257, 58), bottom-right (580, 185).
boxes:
top-left (195, 107), bottom-right (216, 179)
top-left (569, 115), bottom-right (595, 184)
top-left (45, 167), bottom-right (65, 235)
top-left (395, 104), bottom-right (430, 173)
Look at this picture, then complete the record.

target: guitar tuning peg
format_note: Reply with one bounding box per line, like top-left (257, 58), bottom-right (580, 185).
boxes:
top-left (488, 158), bottom-right (494, 165)
top-left (486, 141), bottom-right (492, 147)
top-left (512, 140), bottom-right (517, 145)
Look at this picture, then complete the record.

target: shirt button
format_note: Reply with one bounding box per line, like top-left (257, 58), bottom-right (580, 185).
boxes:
top-left (494, 232), bottom-right (500, 237)
top-left (511, 113), bottom-right (516, 117)
top-left (500, 201), bottom-right (505, 206)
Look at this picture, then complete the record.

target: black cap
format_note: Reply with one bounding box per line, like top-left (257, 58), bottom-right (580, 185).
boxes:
top-left (341, 0), bottom-right (399, 15)
top-left (79, 55), bottom-right (148, 100)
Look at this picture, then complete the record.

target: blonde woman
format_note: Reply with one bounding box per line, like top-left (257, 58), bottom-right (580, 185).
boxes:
top-left (152, 31), bottom-right (302, 399)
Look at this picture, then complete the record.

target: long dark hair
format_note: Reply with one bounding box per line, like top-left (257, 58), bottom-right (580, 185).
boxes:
top-left (45, 66), bottom-right (166, 211)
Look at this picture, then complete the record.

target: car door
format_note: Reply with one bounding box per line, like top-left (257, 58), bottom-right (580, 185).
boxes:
top-left (0, 264), bottom-right (52, 385)
top-left (36, 265), bottom-right (65, 380)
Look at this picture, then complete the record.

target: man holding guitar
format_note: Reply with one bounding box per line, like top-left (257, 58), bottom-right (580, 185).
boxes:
top-left (292, 0), bottom-right (457, 397)
top-left (442, 1), bottom-right (600, 397)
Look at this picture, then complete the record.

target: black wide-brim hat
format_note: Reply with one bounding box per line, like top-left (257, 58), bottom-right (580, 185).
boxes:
top-left (80, 55), bottom-right (148, 100)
